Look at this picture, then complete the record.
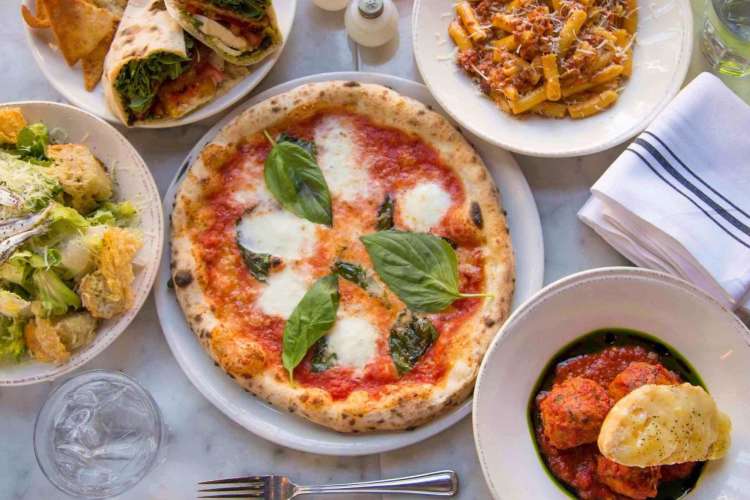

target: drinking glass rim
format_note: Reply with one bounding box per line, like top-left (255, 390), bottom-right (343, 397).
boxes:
top-left (33, 369), bottom-right (165, 499)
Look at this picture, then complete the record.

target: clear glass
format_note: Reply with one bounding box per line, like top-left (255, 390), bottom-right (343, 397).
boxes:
top-left (34, 370), bottom-right (165, 499)
top-left (702, 0), bottom-right (750, 77)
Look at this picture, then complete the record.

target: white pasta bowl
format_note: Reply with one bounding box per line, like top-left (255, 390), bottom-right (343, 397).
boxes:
top-left (473, 267), bottom-right (750, 499)
top-left (0, 101), bottom-right (163, 386)
top-left (412, 0), bottom-right (694, 157)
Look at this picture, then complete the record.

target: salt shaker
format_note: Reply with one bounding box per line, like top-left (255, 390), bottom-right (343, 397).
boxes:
top-left (313, 0), bottom-right (349, 11)
top-left (345, 0), bottom-right (399, 48)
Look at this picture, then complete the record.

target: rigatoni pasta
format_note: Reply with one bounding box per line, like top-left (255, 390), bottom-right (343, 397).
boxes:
top-left (450, 0), bottom-right (637, 119)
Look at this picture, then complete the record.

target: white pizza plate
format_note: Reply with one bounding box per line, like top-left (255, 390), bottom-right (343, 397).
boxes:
top-left (0, 101), bottom-right (163, 386)
top-left (474, 267), bottom-right (750, 499)
top-left (412, 0), bottom-right (694, 157)
top-left (22, 0), bottom-right (296, 128)
top-left (155, 72), bottom-right (545, 456)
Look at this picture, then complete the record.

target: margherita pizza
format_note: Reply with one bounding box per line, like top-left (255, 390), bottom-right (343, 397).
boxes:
top-left (171, 81), bottom-right (514, 432)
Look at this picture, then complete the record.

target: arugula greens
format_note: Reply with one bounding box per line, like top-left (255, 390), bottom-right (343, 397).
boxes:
top-left (209, 0), bottom-right (268, 18)
top-left (282, 274), bottom-right (339, 380)
top-left (389, 311), bottom-right (438, 375)
top-left (310, 337), bottom-right (337, 372)
top-left (114, 50), bottom-right (192, 120)
top-left (264, 133), bottom-right (332, 226)
top-left (375, 194), bottom-right (394, 230)
top-left (361, 230), bottom-right (489, 313)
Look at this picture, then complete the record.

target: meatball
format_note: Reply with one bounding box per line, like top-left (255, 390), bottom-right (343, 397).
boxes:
top-left (540, 377), bottom-right (613, 449)
top-left (608, 362), bottom-right (680, 401)
top-left (661, 462), bottom-right (698, 482)
top-left (596, 455), bottom-right (661, 499)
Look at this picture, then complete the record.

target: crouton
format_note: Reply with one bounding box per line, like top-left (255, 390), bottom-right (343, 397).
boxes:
top-left (79, 227), bottom-right (141, 319)
top-left (25, 317), bottom-right (70, 363)
top-left (0, 107), bottom-right (27, 144)
top-left (47, 143), bottom-right (112, 213)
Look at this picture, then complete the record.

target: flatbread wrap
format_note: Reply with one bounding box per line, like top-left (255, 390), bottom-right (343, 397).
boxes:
top-left (164, 0), bottom-right (282, 66)
top-left (103, 0), bottom-right (249, 125)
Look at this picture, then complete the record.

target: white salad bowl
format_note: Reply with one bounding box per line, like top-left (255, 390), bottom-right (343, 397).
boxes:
top-left (473, 267), bottom-right (750, 499)
top-left (412, 0), bottom-right (694, 157)
top-left (0, 101), bottom-right (163, 386)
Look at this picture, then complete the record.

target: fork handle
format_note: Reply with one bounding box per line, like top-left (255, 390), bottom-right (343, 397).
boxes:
top-left (294, 470), bottom-right (457, 497)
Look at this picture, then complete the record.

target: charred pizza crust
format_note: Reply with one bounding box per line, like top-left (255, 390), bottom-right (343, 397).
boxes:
top-left (171, 81), bottom-right (514, 432)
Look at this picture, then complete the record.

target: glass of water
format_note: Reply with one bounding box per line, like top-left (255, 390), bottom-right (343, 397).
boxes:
top-left (34, 370), bottom-right (165, 499)
top-left (702, 0), bottom-right (750, 77)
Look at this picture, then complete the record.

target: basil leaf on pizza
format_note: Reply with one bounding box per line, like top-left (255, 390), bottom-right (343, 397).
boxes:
top-left (361, 230), bottom-right (489, 312)
top-left (237, 244), bottom-right (277, 282)
top-left (235, 222), bottom-right (280, 282)
top-left (282, 274), bottom-right (340, 380)
top-left (310, 337), bottom-right (337, 373)
top-left (375, 193), bottom-right (395, 230)
top-left (332, 260), bottom-right (390, 304)
top-left (277, 132), bottom-right (317, 156)
top-left (264, 137), bottom-right (333, 226)
top-left (389, 311), bottom-right (439, 375)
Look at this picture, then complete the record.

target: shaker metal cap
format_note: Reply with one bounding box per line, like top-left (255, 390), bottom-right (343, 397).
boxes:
top-left (358, 0), bottom-right (384, 19)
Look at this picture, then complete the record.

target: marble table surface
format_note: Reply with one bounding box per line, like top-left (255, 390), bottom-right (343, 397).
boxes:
top-left (0, 0), bottom-right (742, 498)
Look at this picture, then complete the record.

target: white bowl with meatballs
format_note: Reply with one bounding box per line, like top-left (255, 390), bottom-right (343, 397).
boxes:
top-left (473, 267), bottom-right (750, 499)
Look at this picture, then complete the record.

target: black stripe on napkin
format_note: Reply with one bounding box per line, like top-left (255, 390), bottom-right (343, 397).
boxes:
top-left (634, 137), bottom-right (750, 240)
top-left (644, 131), bottom-right (750, 220)
top-left (626, 148), bottom-right (750, 249)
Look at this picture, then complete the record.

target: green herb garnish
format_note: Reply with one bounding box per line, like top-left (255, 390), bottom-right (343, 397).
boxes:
top-left (209, 0), bottom-right (268, 18)
top-left (361, 230), bottom-right (490, 313)
top-left (264, 133), bottom-right (332, 226)
top-left (282, 274), bottom-right (339, 380)
top-left (237, 243), bottom-right (278, 282)
top-left (332, 259), bottom-right (388, 303)
top-left (389, 311), bottom-right (438, 375)
top-left (375, 193), bottom-right (394, 230)
top-left (114, 49), bottom-right (192, 120)
top-left (310, 337), bottom-right (337, 372)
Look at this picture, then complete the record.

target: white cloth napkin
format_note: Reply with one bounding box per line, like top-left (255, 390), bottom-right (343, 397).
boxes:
top-left (579, 72), bottom-right (750, 313)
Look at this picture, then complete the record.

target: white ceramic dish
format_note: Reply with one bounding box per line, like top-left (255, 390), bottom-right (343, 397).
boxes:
top-left (22, 0), bottom-right (296, 128)
top-left (154, 72), bottom-right (545, 456)
top-left (0, 101), bottom-right (163, 386)
top-left (473, 267), bottom-right (750, 499)
top-left (412, 0), bottom-right (694, 157)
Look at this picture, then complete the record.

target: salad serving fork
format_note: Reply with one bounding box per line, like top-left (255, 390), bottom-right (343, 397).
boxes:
top-left (198, 470), bottom-right (458, 499)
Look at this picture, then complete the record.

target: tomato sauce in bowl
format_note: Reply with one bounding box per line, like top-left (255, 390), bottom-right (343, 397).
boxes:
top-left (528, 329), bottom-right (705, 500)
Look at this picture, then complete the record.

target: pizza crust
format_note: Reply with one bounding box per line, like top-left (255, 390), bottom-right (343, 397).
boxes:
top-left (171, 81), bottom-right (514, 432)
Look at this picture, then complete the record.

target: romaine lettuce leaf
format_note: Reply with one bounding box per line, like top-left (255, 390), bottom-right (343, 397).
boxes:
top-left (0, 151), bottom-right (61, 219)
top-left (0, 317), bottom-right (26, 361)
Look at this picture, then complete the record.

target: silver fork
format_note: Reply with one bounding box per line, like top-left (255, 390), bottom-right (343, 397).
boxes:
top-left (198, 470), bottom-right (457, 499)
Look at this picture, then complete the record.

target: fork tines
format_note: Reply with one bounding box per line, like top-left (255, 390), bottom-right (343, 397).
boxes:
top-left (198, 476), bottom-right (266, 499)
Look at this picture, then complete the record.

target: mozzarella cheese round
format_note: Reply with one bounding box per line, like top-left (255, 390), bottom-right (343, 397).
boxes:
top-left (326, 315), bottom-right (379, 371)
top-left (314, 117), bottom-right (371, 202)
top-left (256, 267), bottom-right (309, 319)
top-left (236, 209), bottom-right (317, 260)
top-left (399, 182), bottom-right (452, 232)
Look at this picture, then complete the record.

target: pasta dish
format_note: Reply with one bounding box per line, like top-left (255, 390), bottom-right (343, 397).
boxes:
top-left (449, 0), bottom-right (637, 119)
